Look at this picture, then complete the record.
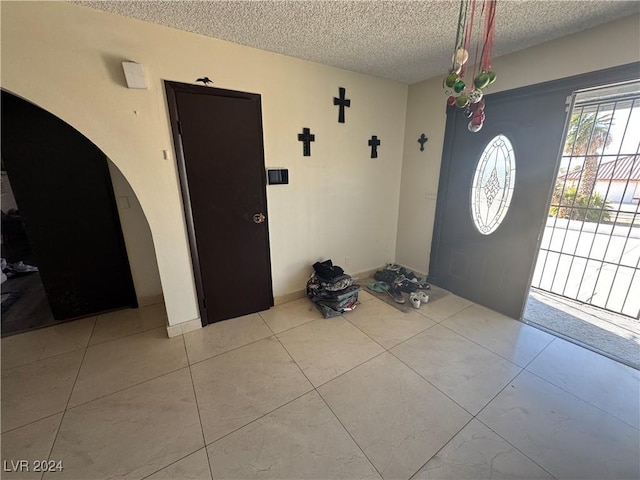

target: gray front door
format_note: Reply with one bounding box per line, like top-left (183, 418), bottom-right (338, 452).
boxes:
top-left (429, 64), bottom-right (639, 319)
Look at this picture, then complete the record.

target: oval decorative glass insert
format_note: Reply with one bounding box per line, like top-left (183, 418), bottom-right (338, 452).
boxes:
top-left (471, 134), bottom-right (516, 235)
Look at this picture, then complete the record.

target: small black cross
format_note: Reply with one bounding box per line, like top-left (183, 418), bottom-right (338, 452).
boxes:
top-left (368, 135), bottom-right (381, 158)
top-left (333, 87), bottom-right (351, 124)
top-left (298, 127), bottom-right (315, 157)
top-left (418, 133), bottom-right (428, 151)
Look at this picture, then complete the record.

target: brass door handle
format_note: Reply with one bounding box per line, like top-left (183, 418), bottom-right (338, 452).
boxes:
top-left (253, 213), bottom-right (266, 224)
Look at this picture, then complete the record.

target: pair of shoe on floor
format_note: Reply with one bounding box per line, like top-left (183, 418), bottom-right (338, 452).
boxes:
top-left (409, 291), bottom-right (429, 308)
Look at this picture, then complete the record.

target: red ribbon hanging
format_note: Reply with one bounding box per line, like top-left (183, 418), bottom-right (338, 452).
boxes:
top-left (481, 0), bottom-right (497, 72)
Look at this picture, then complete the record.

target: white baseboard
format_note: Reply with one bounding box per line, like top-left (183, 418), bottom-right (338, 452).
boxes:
top-left (165, 266), bottom-right (394, 333)
top-left (274, 289), bottom-right (307, 306)
top-left (166, 317), bottom-right (202, 337)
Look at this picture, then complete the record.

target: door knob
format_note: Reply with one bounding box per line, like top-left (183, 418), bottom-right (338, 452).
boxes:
top-left (252, 213), bottom-right (266, 224)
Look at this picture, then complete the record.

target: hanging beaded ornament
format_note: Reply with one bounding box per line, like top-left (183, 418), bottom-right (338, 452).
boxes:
top-left (443, 0), bottom-right (498, 133)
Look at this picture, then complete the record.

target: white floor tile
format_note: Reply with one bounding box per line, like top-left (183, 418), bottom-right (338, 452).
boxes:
top-left (346, 300), bottom-right (436, 349)
top-left (392, 325), bottom-right (521, 414)
top-left (1, 317), bottom-right (95, 370)
top-left (146, 449), bottom-right (212, 480)
top-left (47, 369), bottom-right (203, 480)
top-left (1, 414), bottom-right (63, 480)
top-left (442, 305), bottom-right (554, 367)
top-left (478, 371), bottom-right (640, 480)
top-left (184, 313), bottom-right (272, 364)
top-left (68, 328), bottom-right (187, 407)
top-left (414, 419), bottom-right (554, 479)
top-left (259, 298), bottom-right (323, 334)
top-left (319, 353), bottom-right (471, 479)
top-left (527, 337), bottom-right (640, 429)
top-left (2, 294), bottom-right (638, 480)
top-left (90, 303), bottom-right (167, 346)
top-left (416, 294), bottom-right (473, 322)
top-left (191, 336), bottom-right (312, 444)
top-left (2, 350), bottom-right (83, 432)
top-left (277, 317), bottom-right (384, 387)
top-left (207, 391), bottom-right (381, 479)
top-left (358, 290), bottom-right (376, 302)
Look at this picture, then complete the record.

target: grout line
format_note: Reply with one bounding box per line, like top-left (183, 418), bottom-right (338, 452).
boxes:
top-left (186, 332), bottom-right (273, 368)
top-left (183, 335), bottom-right (215, 480)
top-left (63, 364), bottom-right (189, 411)
top-left (406, 415), bottom-right (476, 480)
top-left (270, 321), bottom-right (384, 479)
top-left (474, 411), bottom-right (559, 480)
top-left (436, 322), bottom-right (526, 368)
top-left (187, 316), bottom-right (315, 449)
top-left (1, 318), bottom-right (99, 373)
top-left (315, 391), bottom-right (384, 479)
top-left (42, 318), bottom-right (97, 480)
top-left (1, 345), bottom-right (90, 373)
top-left (523, 318), bottom-right (640, 371)
top-left (386, 349), bottom-right (476, 416)
top-left (87, 324), bottom-right (168, 349)
top-left (139, 336), bottom-right (209, 479)
top-left (139, 447), bottom-right (205, 480)
top-left (454, 364), bottom-right (560, 479)
top-left (0, 411), bottom-right (65, 436)
top-left (201, 389), bottom-right (315, 448)
top-left (257, 311), bottom-right (322, 336)
top-left (523, 361), bottom-right (640, 432)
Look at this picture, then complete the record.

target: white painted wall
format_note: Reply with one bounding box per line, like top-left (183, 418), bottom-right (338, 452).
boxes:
top-left (396, 14), bottom-right (640, 275)
top-left (107, 161), bottom-right (163, 304)
top-left (1, 2), bottom-right (407, 327)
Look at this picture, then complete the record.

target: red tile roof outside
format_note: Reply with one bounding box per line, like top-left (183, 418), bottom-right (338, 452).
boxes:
top-left (560, 155), bottom-right (640, 182)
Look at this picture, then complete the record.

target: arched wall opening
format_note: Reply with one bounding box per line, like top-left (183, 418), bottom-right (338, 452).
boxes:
top-left (1, 89), bottom-right (165, 322)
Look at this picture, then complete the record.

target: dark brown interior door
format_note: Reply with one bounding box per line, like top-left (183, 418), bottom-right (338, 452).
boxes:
top-left (165, 82), bottom-right (274, 325)
top-left (1, 91), bottom-right (138, 320)
top-left (429, 64), bottom-right (640, 320)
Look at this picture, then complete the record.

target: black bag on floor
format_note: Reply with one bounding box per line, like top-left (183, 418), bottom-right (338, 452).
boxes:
top-left (306, 260), bottom-right (360, 318)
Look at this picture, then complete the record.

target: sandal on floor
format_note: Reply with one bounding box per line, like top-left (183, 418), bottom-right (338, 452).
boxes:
top-left (367, 282), bottom-right (389, 293)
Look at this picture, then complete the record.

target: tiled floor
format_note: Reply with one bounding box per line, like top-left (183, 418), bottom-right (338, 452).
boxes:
top-left (2, 291), bottom-right (639, 479)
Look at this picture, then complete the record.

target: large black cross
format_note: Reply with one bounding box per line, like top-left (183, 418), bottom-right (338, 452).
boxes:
top-left (298, 127), bottom-right (315, 157)
top-left (368, 135), bottom-right (381, 158)
top-left (418, 133), bottom-right (428, 151)
top-left (333, 87), bottom-right (351, 124)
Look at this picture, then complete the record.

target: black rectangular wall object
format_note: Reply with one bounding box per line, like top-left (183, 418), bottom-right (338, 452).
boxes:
top-left (267, 169), bottom-right (289, 185)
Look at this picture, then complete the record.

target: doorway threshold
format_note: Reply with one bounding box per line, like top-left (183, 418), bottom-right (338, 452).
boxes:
top-left (523, 288), bottom-right (639, 370)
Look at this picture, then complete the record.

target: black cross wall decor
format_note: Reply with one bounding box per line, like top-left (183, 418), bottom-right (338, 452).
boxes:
top-left (418, 133), bottom-right (428, 151)
top-left (368, 135), bottom-right (381, 158)
top-left (298, 128), bottom-right (315, 157)
top-left (333, 87), bottom-right (351, 124)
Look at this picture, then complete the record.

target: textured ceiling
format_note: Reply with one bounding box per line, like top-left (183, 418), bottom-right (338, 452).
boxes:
top-left (74, 1), bottom-right (639, 84)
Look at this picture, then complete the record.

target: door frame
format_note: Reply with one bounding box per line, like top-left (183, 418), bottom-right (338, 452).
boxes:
top-left (430, 62), bottom-right (640, 320)
top-left (164, 81), bottom-right (273, 326)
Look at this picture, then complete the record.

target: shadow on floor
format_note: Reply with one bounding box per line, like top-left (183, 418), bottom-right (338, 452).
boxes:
top-left (524, 289), bottom-right (639, 369)
top-left (1, 272), bottom-right (56, 337)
